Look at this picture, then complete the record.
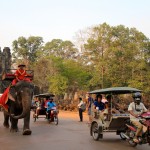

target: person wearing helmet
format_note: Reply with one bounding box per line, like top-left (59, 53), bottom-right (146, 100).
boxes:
top-left (128, 92), bottom-right (147, 143)
top-left (46, 98), bottom-right (56, 120)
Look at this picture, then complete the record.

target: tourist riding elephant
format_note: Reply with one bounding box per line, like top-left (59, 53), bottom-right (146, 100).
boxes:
top-left (3, 80), bottom-right (34, 135)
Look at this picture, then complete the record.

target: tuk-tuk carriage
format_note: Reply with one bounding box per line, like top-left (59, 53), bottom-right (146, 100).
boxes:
top-left (89, 87), bottom-right (142, 141)
top-left (32, 93), bottom-right (59, 125)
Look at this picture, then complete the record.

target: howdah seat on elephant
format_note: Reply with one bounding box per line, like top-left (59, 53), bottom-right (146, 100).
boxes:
top-left (2, 69), bottom-right (34, 81)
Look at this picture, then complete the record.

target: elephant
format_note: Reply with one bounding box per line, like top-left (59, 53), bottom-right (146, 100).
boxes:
top-left (3, 80), bottom-right (34, 135)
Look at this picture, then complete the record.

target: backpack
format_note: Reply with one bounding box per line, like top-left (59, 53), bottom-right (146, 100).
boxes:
top-left (81, 103), bottom-right (86, 112)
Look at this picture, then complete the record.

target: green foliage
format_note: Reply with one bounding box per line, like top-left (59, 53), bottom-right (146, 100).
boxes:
top-left (83, 23), bottom-right (150, 91)
top-left (43, 39), bottom-right (78, 59)
top-left (11, 23), bottom-right (150, 97)
top-left (33, 57), bottom-right (57, 92)
top-left (62, 59), bottom-right (91, 91)
top-left (32, 55), bottom-right (91, 95)
top-left (12, 36), bottom-right (43, 64)
top-left (48, 74), bottom-right (68, 95)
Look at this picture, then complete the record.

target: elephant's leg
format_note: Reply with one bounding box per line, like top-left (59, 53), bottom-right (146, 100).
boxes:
top-left (22, 111), bottom-right (32, 135)
top-left (10, 118), bottom-right (19, 132)
top-left (3, 111), bottom-right (10, 128)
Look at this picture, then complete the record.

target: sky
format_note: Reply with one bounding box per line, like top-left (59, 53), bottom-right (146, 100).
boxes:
top-left (0, 0), bottom-right (150, 50)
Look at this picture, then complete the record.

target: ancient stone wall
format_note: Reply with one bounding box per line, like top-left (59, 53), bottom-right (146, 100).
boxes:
top-left (2, 47), bottom-right (11, 71)
top-left (0, 47), bottom-right (11, 93)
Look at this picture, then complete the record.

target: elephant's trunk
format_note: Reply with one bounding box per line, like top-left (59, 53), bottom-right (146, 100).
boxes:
top-left (11, 95), bottom-right (31, 119)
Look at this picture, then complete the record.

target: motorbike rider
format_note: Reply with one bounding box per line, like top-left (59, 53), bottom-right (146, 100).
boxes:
top-left (128, 92), bottom-right (147, 143)
top-left (46, 98), bottom-right (56, 120)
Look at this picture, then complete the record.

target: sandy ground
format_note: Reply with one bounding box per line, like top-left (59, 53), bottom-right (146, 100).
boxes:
top-left (0, 110), bottom-right (149, 150)
top-left (58, 110), bottom-right (89, 122)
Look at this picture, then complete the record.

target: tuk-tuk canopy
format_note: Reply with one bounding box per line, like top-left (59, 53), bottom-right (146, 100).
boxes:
top-left (34, 93), bottom-right (55, 98)
top-left (89, 87), bottom-right (142, 95)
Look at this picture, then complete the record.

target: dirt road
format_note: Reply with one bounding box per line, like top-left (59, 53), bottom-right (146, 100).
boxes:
top-left (0, 111), bottom-right (149, 150)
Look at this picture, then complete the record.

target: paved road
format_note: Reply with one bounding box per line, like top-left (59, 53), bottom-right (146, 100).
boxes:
top-left (0, 111), bottom-right (149, 150)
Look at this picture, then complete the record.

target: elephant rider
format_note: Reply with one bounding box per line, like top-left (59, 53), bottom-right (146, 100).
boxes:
top-left (11, 64), bottom-right (31, 86)
top-left (46, 98), bottom-right (56, 120)
top-left (0, 64), bottom-right (31, 111)
top-left (128, 92), bottom-right (147, 143)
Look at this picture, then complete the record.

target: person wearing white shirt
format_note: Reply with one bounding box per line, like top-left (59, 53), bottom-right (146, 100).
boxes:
top-left (78, 97), bottom-right (84, 122)
top-left (128, 92), bottom-right (147, 143)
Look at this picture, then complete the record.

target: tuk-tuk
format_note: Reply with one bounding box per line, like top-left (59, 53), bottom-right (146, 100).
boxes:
top-left (89, 87), bottom-right (142, 141)
top-left (32, 93), bottom-right (58, 125)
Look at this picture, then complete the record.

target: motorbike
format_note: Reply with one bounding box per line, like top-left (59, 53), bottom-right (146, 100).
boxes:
top-left (47, 107), bottom-right (59, 125)
top-left (121, 112), bottom-right (150, 147)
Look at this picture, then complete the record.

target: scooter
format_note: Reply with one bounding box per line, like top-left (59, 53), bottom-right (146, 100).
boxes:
top-left (121, 112), bottom-right (150, 147)
top-left (47, 107), bottom-right (59, 125)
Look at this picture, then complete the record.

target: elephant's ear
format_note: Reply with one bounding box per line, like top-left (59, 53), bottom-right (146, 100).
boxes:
top-left (8, 93), bottom-right (15, 101)
top-left (8, 86), bottom-right (16, 102)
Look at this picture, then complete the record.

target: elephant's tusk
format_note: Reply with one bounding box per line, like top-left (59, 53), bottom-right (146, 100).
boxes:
top-left (8, 93), bottom-right (15, 102)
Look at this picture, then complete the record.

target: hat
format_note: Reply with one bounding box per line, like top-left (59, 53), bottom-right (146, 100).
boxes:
top-left (18, 64), bottom-right (26, 67)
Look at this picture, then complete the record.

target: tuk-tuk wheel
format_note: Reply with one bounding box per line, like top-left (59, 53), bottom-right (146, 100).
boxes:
top-left (91, 122), bottom-right (102, 141)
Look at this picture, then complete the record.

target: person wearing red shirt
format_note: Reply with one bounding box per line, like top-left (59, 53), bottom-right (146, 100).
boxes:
top-left (12, 64), bottom-right (30, 85)
top-left (0, 64), bottom-right (31, 111)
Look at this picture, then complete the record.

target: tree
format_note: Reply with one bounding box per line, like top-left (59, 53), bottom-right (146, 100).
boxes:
top-left (43, 39), bottom-right (78, 59)
top-left (48, 74), bottom-right (68, 95)
top-left (82, 23), bottom-right (150, 90)
top-left (33, 57), bottom-right (57, 93)
top-left (83, 23), bottom-right (112, 88)
top-left (12, 36), bottom-right (43, 67)
top-left (61, 59), bottom-right (91, 92)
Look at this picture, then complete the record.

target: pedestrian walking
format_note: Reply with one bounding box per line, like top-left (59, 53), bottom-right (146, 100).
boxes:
top-left (78, 97), bottom-right (84, 122)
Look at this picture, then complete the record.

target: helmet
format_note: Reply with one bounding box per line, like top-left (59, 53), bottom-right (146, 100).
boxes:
top-left (132, 92), bottom-right (142, 101)
top-left (49, 97), bottom-right (53, 101)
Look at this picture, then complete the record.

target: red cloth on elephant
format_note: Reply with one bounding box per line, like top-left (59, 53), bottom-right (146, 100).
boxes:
top-left (0, 68), bottom-right (31, 111)
top-left (0, 87), bottom-right (10, 111)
